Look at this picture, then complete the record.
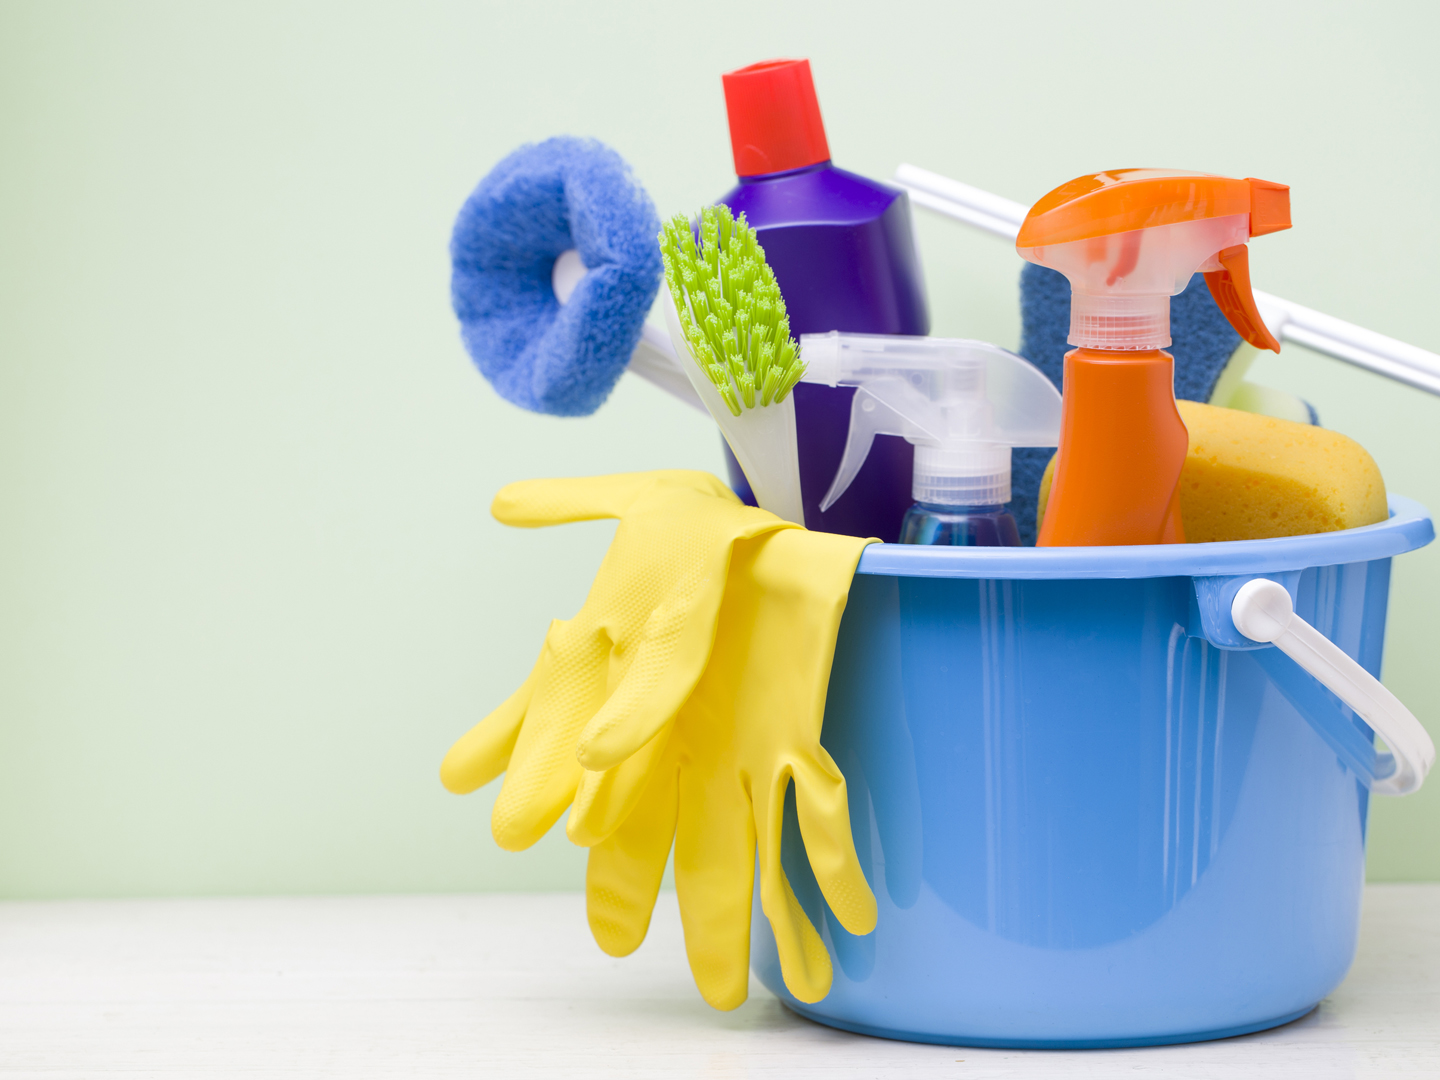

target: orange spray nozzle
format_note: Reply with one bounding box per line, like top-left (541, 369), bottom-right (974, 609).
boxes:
top-left (1016, 170), bottom-right (1291, 353)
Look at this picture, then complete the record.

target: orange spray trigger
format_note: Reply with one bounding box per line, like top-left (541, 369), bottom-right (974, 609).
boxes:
top-left (1204, 245), bottom-right (1281, 353)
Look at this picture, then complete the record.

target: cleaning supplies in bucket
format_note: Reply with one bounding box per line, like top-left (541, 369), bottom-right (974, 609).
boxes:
top-left (439, 471), bottom-right (877, 1009)
top-left (1017, 169), bottom-right (1293, 546)
top-left (440, 92), bottom-right (1436, 1046)
top-left (658, 206), bottom-right (807, 524)
top-left (797, 332), bottom-right (1062, 545)
top-left (1037, 400), bottom-right (1390, 542)
top-left (716, 59), bottom-right (930, 541)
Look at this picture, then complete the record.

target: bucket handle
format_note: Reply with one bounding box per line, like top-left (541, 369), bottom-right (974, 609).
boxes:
top-left (1231, 579), bottom-right (1434, 796)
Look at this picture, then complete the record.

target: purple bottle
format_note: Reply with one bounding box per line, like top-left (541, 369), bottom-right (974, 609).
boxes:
top-left (717, 59), bottom-right (930, 542)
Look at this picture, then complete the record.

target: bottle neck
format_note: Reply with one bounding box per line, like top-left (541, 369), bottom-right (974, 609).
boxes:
top-left (1065, 347), bottom-right (1174, 363)
top-left (735, 160), bottom-right (832, 184)
top-left (912, 443), bottom-right (1012, 506)
top-left (911, 501), bottom-right (1007, 514)
top-left (1068, 293), bottom-right (1171, 352)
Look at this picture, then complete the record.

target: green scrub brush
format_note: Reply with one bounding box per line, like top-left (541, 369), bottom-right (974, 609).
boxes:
top-left (660, 207), bottom-right (806, 524)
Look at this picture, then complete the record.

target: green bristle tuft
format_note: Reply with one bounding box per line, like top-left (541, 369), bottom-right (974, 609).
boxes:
top-left (774, 359), bottom-right (806, 404)
top-left (716, 204), bottom-right (734, 249)
top-left (720, 257), bottom-right (737, 307)
top-left (717, 383), bottom-right (741, 416)
top-left (754, 339), bottom-right (774, 385)
top-left (691, 337), bottom-right (717, 368)
top-left (659, 203), bottom-right (802, 412)
top-left (722, 335), bottom-right (743, 375)
top-left (730, 261), bottom-right (751, 297)
top-left (702, 313), bottom-right (725, 355)
top-left (760, 364), bottom-right (782, 407)
top-left (737, 369), bottom-right (757, 409)
top-left (734, 308), bottom-right (751, 345)
top-left (669, 217), bottom-right (694, 259)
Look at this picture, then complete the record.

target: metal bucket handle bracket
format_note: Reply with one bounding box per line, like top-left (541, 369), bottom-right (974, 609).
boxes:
top-left (1193, 574), bottom-right (1434, 796)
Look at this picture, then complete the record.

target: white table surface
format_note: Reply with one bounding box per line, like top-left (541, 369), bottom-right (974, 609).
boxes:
top-left (1, 885), bottom-right (1436, 1078)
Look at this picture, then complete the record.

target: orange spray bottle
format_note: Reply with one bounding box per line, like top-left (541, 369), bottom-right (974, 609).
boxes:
top-left (1018, 171), bottom-right (1291, 546)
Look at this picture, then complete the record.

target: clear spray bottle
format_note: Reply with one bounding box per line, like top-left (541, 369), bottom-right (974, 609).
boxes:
top-left (799, 333), bottom-right (1062, 546)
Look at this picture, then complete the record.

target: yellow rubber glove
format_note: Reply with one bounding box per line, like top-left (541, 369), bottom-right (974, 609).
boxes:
top-left (438, 471), bottom-right (792, 851)
top-left (568, 526), bottom-right (879, 1010)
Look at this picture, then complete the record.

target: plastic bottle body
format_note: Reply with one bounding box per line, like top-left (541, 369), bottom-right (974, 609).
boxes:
top-left (900, 502), bottom-right (1021, 547)
top-left (718, 163), bottom-right (930, 542)
top-left (1037, 348), bottom-right (1187, 547)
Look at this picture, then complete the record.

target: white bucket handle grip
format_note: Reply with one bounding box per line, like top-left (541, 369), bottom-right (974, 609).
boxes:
top-left (1232, 579), bottom-right (1435, 796)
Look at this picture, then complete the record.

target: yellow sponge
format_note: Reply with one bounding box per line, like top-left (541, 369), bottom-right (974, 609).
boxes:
top-left (1038, 401), bottom-right (1387, 543)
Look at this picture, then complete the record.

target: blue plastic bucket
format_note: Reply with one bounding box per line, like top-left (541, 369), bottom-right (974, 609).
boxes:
top-left (751, 497), bottom-right (1434, 1048)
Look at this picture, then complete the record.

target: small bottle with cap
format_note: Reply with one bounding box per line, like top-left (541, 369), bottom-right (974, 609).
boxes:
top-left (798, 332), bottom-right (1063, 546)
top-left (899, 444), bottom-right (1023, 546)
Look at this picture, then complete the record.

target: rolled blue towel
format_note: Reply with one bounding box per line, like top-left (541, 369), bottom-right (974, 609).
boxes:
top-left (1010, 264), bottom-right (1247, 545)
top-left (450, 137), bottom-right (663, 416)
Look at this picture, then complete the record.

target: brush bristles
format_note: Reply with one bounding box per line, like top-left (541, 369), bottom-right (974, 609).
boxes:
top-left (659, 205), bottom-right (806, 417)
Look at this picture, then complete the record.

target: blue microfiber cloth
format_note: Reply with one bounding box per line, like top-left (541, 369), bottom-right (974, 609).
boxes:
top-left (450, 137), bottom-right (663, 416)
top-left (1010, 265), bottom-right (1245, 545)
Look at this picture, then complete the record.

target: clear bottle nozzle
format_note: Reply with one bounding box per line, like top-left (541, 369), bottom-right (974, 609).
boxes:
top-left (798, 333), bottom-right (1062, 511)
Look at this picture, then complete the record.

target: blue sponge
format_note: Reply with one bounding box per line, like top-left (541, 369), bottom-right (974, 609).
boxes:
top-left (450, 137), bottom-right (663, 416)
top-left (1010, 265), bottom-right (1244, 545)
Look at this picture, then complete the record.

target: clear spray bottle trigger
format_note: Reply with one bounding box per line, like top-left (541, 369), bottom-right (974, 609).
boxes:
top-left (798, 334), bottom-right (1062, 545)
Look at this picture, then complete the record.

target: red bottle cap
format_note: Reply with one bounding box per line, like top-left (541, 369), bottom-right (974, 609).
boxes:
top-left (722, 59), bottom-right (831, 178)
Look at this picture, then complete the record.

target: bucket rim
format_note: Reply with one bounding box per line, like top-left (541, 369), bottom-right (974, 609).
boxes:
top-left (855, 495), bottom-right (1434, 580)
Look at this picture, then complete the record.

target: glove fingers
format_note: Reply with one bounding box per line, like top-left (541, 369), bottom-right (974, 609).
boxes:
top-left (755, 772), bottom-right (833, 1005)
top-left (673, 775), bottom-right (757, 1011)
top-left (439, 660), bottom-right (538, 794)
top-left (567, 719), bottom-right (674, 847)
top-left (577, 514), bottom-right (798, 773)
top-left (586, 763), bottom-right (679, 958)
top-left (492, 471), bottom-right (733, 528)
top-left (576, 582), bottom-right (724, 773)
top-left (490, 623), bottom-right (606, 851)
top-left (792, 749), bottom-right (878, 937)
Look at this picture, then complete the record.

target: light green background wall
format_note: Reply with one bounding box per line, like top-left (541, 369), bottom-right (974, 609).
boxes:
top-left (1, 1), bottom-right (1437, 898)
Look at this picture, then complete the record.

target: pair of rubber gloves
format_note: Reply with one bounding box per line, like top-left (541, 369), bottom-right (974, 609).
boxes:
top-left (440, 470), bottom-right (877, 1009)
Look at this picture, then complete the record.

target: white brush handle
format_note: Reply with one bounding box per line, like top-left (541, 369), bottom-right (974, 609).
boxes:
top-left (894, 164), bottom-right (1440, 397)
top-left (660, 291), bottom-right (805, 524)
top-left (629, 324), bottom-right (706, 412)
top-left (551, 248), bottom-right (706, 412)
top-left (1231, 579), bottom-right (1434, 796)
